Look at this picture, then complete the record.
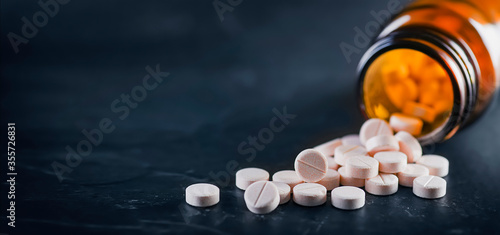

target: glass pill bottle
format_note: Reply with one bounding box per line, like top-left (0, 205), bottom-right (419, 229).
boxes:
top-left (357, 0), bottom-right (500, 145)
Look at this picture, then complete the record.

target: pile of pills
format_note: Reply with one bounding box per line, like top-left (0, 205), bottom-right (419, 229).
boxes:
top-left (185, 118), bottom-right (449, 214)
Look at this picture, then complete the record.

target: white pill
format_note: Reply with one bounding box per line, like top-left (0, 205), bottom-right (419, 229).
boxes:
top-left (397, 164), bottom-right (430, 187)
top-left (338, 167), bottom-right (365, 187)
top-left (413, 175), bottom-right (447, 199)
top-left (365, 135), bottom-right (399, 156)
top-left (185, 183), bottom-right (220, 207)
top-left (341, 134), bottom-right (363, 146)
top-left (365, 174), bottom-right (398, 196)
top-left (374, 151), bottom-right (407, 173)
top-left (314, 138), bottom-right (342, 157)
top-left (244, 181), bottom-right (280, 214)
top-left (359, 118), bottom-right (393, 145)
top-left (327, 156), bottom-right (340, 170)
top-left (416, 155), bottom-right (449, 177)
top-left (317, 169), bottom-right (340, 191)
top-left (345, 155), bottom-right (379, 179)
top-left (294, 149), bottom-right (328, 182)
top-left (272, 170), bottom-right (304, 190)
top-left (271, 181), bottom-right (291, 204)
top-left (334, 145), bottom-right (368, 165)
top-left (236, 168), bottom-right (269, 190)
top-left (395, 131), bottom-right (422, 163)
top-left (331, 186), bottom-right (365, 210)
top-left (389, 113), bottom-right (423, 136)
top-left (292, 183), bottom-right (327, 206)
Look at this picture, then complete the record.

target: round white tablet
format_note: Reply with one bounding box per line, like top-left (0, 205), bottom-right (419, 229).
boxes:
top-left (365, 135), bottom-right (399, 156)
top-left (338, 167), bottom-right (365, 187)
top-left (413, 175), bottom-right (447, 199)
top-left (314, 138), bottom-right (342, 157)
top-left (236, 168), bottom-right (270, 190)
top-left (395, 131), bottom-right (422, 163)
top-left (185, 183), bottom-right (220, 207)
top-left (341, 134), bottom-right (363, 146)
top-left (272, 170), bottom-right (303, 190)
top-left (359, 118), bottom-right (393, 145)
top-left (331, 186), bottom-right (365, 210)
top-left (334, 145), bottom-right (368, 166)
top-left (244, 181), bottom-right (280, 214)
top-left (292, 183), bottom-right (327, 207)
top-left (294, 149), bottom-right (328, 182)
top-left (365, 173), bottom-right (398, 196)
top-left (374, 151), bottom-right (407, 173)
top-left (345, 155), bottom-right (379, 179)
top-left (416, 155), bottom-right (449, 177)
top-left (327, 156), bottom-right (340, 170)
top-left (316, 169), bottom-right (340, 191)
top-left (397, 164), bottom-right (430, 187)
top-left (271, 181), bottom-right (291, 204)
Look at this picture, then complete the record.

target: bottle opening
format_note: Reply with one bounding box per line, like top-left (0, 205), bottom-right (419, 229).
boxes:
top-left (362, 49), bottom-right (454, 138)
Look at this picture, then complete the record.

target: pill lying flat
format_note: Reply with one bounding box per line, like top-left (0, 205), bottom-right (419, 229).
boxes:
top-left (244, 181), bottom-right (280, 214)
top-left (334, 145), bottom-right (368, 166)
top-left (345, 155), bottom-right (379, 179)
top-left (331, 186), bottom-right (365, 210)
top-left (341, 134), bottom-right (363, 146)
top-left (294, 149), bottom-right (328, 183)
top-left (359, 118), bottom-right (393, 145)
top-left (185, 183), bottom-right (220, 207)
top-left (389, 113), bottom-right (423, 136)
top-left (374, 151), bottom-right (407, 173)
top-left (402, 101), bottom-right (437, 123)
top-left (292, 183), bottom-right (327, 206)
top-left (365, 135), bottom-right (399, 156)
top-left (327, 156), bottom-right (340, 170)
top-left (397, 164), bottom-right (429, 187)
top-left (272, 170), bottom-right (303, 190)
top-left (338, 167), bottom-right (365, 187)
top-left (365, 173), bottom-right (398, 196)
top-left (317, 169), bottom-right (340, 191)
top-left (236, 168), bottom-right (270, 190)
top-left (395, 131), bottom-right (422, 163)
top-left (271, 181), bottom-right (291, 204)
top-left (413, 175), bottom-right (446, 199)
top-left (416, 155), bottom-right (449, 177)
top-left (314, 138), bottom-right (342, 157)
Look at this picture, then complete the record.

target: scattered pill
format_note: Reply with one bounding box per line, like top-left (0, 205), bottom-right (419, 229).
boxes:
top-left (334, 145), bottom-right (368, 165)
top-left (402, 101), bottom-right (437, 123)
top-left (413, 175), bottom-right (447, 199)
top-left (244, 181), bottom-right (280, 214)
top-left (389, 113), bottom-right (423, 136)
top-left (416, 155), bottom-right (449, 177)
top-left (346, 155), bottom-right (379, 179)
top-left (272, 181), bottom-right (291, 204)
top-left (314, 138), bottom-right (342, 157)
top-left (341, 134), bottom-right (363, 146)
top-left (185, 183), bottom-right (220, 207)
top-left (317, 169), bottom-right (340, 191)
top-left (397, 164), bottom-right (430, 187)
top-left (359, 118), bottom-right (393, 145)
top-left (294, 149), bottom-right (328, 183)
top-left (374, 151), bottom-right (407, 173)
top-left (327, 156), bottom-right (340, 170)
top-left (395, 131), bottom-right (422, 163)
top-left (292, 183), bottom-right (327, 207)
top-left (272, 170), bottom-right (304, 190)
top-left (365, 173), bottom-right (398, 196)
top-left (365, 135), bottom-right (399, 156)
top-left (331, 186), bottom-right (365, 210)
top-left (338, 167), bottom-right (365, 187)
top-left (236, 168), bottom-right (269, 190)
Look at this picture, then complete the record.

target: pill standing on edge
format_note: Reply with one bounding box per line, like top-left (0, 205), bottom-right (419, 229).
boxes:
top-left (331, 186), bottom-right (365, 210)
top-left (389, 113), bottom-right (423, 136)
top-left (327, 156), bottom-right (340, 170)
top-left (359, 118), bottom-right (393, 145)
top-left (314, 138), bottom-right (342, 157)
top-left (334, 145), bottom-right (368, 166)
top-left (374, 151), bottom-right (407, 173)
top-left (294, 149), bottom-right (328, 183)
top-left (365, 173), bottom-right (399, 196)
top-left (271, 181), bottom-right (291, 204)
top-left (416, 155), bottom-right (449, 177)
top-left (395, 131), bottom-right (422, 163)
top-left (365, 135), bottom-right (399, 156)
top-left (244, 181), bottom-right (280, 214)
top-left (345, 155), bottom-right (379, 179)
top-left (272, 170), bottom-right (304, 190)
top-left (236, 168), bottom-right (270, 190)
top-left (413, 175), bottom-right (447, 199)
top-left (402, 101), bottom-right (437, 123)
top-left (292, 183), bottom-right (327, 207)
top-left (185, 183), bottom-right (220, 207)
top-left (341, 134), bottom-right (363, 146)
top-left (397, 164), bottom-right (430, 187)
top-left (338, 167), bottom-right (365, 187)
top-left (317, 169), bottom-right (340, 191)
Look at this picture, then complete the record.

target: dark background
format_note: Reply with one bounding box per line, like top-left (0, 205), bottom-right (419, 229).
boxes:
top-left (1, 0), bottom-right (500, 234)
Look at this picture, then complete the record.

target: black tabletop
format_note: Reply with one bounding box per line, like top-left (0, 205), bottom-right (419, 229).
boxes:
top-left (1, 0), bottom-right (499, 234)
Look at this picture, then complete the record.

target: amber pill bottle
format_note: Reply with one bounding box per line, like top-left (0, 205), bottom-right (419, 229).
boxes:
top-left (357, 0), bottom-right (500, 145)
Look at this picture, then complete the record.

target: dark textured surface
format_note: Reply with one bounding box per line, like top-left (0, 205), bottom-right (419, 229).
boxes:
top-left (1, 0), bottom-right (500, 234)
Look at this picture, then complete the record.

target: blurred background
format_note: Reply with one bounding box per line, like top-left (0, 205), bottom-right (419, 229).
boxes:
top-left (1, 0), bottom-right (499, 234)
